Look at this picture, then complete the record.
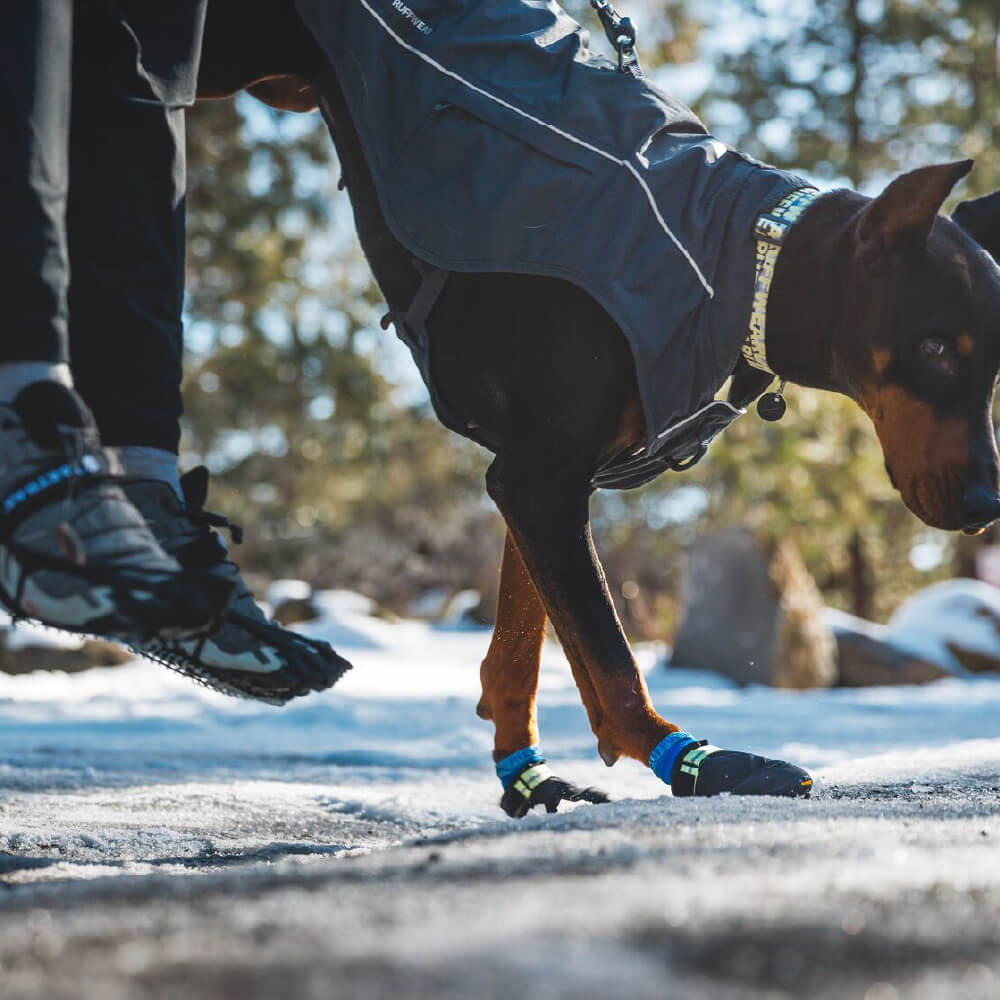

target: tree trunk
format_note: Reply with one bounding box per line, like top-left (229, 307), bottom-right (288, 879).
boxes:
top-left (847, 530), bottom-right (874, 620)
top-left (845, 0), bottom-right (865, 187)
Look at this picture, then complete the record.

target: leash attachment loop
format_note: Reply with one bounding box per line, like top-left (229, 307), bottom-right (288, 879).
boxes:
top-left (589, 0), bottom-right (643, 77)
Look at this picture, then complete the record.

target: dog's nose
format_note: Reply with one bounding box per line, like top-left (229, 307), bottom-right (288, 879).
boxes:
top-left (961, 484), bottom-right (1000, 533)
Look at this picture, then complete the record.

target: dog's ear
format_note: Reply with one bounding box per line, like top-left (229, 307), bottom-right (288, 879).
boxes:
top-left (952, 190), bottom-right (1000, 264)
top-left (857, 160), bottom-right (974, 258)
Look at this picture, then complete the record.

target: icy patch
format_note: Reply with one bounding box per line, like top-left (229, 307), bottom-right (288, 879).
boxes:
top-left (2, 589), bottom-right (1000, 888)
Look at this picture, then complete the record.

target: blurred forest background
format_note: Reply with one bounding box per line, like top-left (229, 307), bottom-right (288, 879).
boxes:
top-left (182, 0), bottom-right (1000, 637)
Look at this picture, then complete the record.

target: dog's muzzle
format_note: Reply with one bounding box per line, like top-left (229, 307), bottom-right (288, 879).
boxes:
top-left (960, 484), bottom-right (1000, 534)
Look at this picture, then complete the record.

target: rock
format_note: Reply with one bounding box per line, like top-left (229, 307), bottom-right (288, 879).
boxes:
top-left (824, 608), bottom-right (949, 686)
top-left (272, 595), bottom-right (320, 626)
top-left (410, 588), bottom-right (483, 626)
top-left (0, 635), bottom-right (130, 676)
top-left (887, 579), bottom-right (1000, 676)
top-left (670, 528), bottom-right (836, 688)
top-left (944, 644), bottom-right (998, 675)
top-left (266, 579), bottom-right (319, 624)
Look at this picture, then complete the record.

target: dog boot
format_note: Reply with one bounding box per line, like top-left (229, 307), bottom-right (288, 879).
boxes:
top-left (497, 746), bottom-right (610, 818)
top-left (650, 732), bottom-right (813, 798)
top-left (0, 382), bottom-right (234, 640)
top-left (123, 466), bottom-right (351, 704)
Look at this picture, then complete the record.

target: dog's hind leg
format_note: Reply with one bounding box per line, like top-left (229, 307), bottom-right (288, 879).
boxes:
top-left (485, 456), bottom-right (674, 770)
top-left (476, 532), bottom-right (546, 754)
top-left (477, 531), bottom-right (610, 817)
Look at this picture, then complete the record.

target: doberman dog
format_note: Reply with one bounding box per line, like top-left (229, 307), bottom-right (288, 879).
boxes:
top-left (197, 0), bottom-right (1000, 815)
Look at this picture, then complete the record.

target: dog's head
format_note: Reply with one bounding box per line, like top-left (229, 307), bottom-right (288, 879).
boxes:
top-left (832, 163), bottom-right (1000, 533)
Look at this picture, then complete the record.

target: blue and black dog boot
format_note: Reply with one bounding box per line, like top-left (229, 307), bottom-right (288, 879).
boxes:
top-left (649, 732), bottom-right (813, 797)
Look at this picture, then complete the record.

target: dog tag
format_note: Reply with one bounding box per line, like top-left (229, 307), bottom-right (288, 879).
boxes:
top-left (756, 392), bottom-right (786, 422)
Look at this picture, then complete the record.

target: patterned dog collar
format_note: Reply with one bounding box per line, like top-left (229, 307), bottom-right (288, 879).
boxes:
top-left (742, 187), bottom-right (823, 375)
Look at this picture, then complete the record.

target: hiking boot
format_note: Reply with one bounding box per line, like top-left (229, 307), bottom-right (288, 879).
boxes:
top-left (0, 382), bottom-right (234, 640)
top-left (122, 466), bottom-right (352, 704)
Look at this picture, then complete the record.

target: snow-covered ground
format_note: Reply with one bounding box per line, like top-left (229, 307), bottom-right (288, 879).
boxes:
top-left (2, 591), bottom-right (1000, 998)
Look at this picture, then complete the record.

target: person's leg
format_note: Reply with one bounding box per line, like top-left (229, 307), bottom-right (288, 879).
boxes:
top-left (0, 2), bottom-right (232, 639)
top-left (0, 0), bottom-right (73, 392)
top-left (67, 4), bottom-right (187, 480)
top-left (63, 2), bottom-right (350, 701)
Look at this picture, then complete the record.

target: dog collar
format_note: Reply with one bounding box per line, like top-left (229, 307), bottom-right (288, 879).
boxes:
top-left (742, 187), bottom-right (822, 375)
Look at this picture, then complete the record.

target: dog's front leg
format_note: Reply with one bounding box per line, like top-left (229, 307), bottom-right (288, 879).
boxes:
top-left (477, 531), bottom-right (609, 817)
top-left (486, 454), bottom-right (814, 802)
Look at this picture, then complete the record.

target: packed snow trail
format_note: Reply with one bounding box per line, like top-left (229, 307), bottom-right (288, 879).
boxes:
top-left (1, 592), bottom-right (999, 997)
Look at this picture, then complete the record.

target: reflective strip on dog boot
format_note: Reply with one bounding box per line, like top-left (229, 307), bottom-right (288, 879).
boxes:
top-left (511, 763), bottom-right (555, 799)
top-left (675, 743), bottom-right (725, 796)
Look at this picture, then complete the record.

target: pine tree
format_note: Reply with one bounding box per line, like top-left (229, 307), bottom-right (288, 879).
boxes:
top-left (702, 0), bottom-right (999, 191)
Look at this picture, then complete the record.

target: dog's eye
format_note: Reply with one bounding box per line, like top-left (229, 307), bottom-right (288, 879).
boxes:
top-left (919, 338), bottom-right (955, 374)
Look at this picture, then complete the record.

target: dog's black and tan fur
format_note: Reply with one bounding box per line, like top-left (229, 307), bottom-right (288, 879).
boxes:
top-left (197, 0), bottom-right (1000, 809)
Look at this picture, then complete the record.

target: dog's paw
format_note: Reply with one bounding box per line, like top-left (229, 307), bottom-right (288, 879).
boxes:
top-left (500, 764), bottom-right (610, 819)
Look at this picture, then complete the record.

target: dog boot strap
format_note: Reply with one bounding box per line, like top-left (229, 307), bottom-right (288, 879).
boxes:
top-left (496, 745), bottom-right (547, 788)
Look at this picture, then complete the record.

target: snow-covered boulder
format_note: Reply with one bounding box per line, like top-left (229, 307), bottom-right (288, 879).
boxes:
top-left (887, 579), bottom-right (1000, 676)
top-left (265, 578), bottom-right (315, 624)
top-left (265, 579), bottom-right (312, 606)
top-left (408, 587), bottom-right (451, 620)
top-left (410, 588), bottom-right (483, 626)
top-left (824, 608), bottom-right (949, 686)
top-left (311, 589), bottom-right (378, 618)
top-left (0, 617), bottom-right (130, 675)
